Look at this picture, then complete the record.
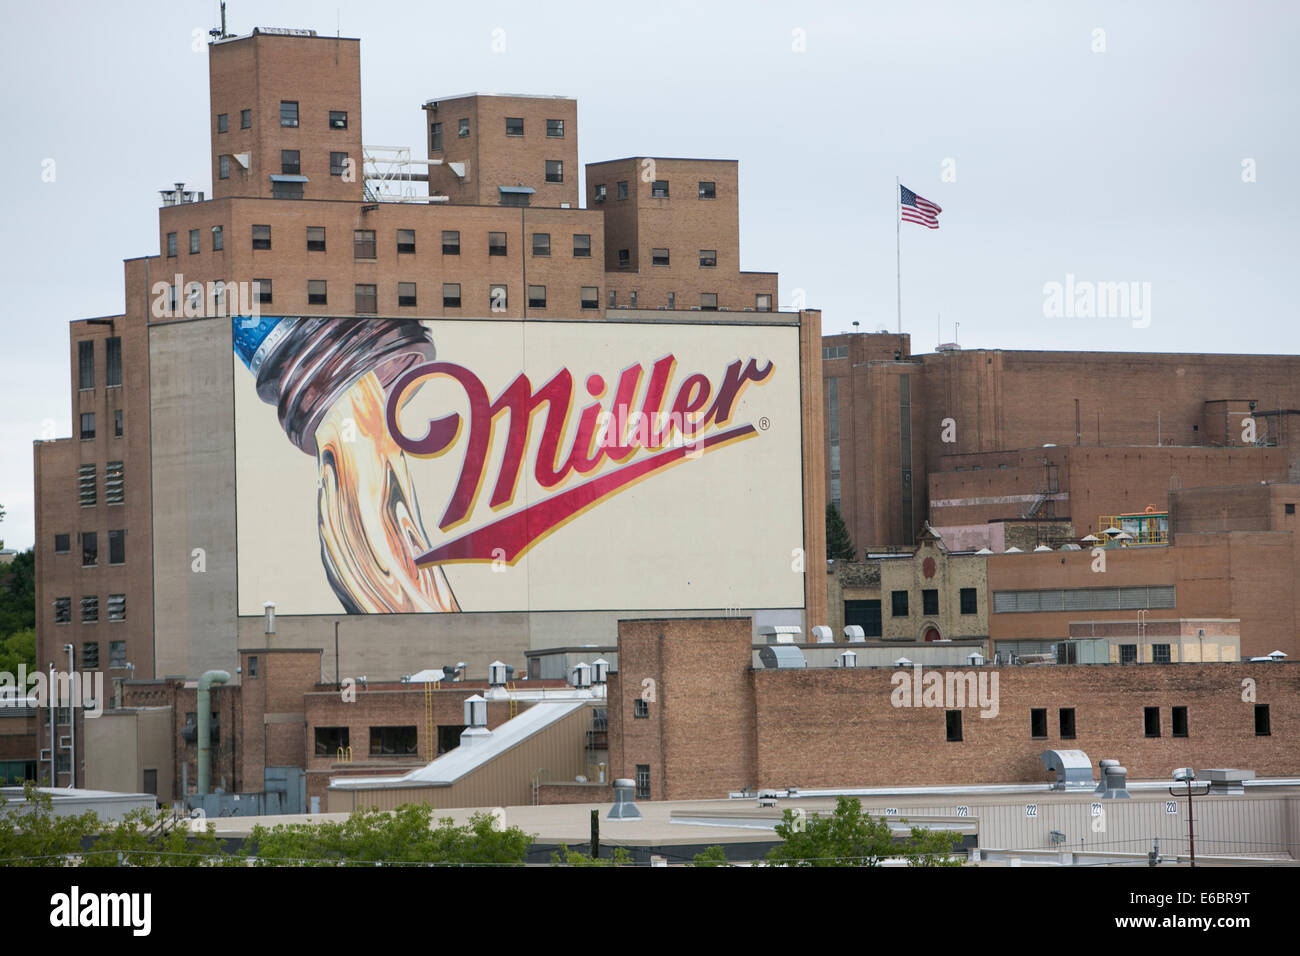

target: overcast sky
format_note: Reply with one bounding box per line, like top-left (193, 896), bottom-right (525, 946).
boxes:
top-left (1, 0), bottom-right (1296, 550)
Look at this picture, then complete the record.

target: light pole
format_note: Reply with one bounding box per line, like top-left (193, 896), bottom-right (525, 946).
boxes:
top-left (1171, 768), bottom-right (1210, 866)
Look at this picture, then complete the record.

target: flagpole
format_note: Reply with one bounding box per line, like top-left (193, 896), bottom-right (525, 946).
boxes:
top-left (895, 176), bottom-right (902, 334)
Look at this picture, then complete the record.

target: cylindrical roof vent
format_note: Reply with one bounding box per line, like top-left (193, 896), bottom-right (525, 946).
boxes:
top-left (840, 649), bottom-right (858, 668)
top-left (608, 778), bottom-right (642, 820)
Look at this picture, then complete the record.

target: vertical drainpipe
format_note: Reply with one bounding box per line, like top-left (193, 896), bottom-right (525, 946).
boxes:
top-left (197, 670), bottom-right (231, 795)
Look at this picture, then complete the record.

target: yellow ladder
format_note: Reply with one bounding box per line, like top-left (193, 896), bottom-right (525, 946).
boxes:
top-left (424, 679), bottom-right (439, 761)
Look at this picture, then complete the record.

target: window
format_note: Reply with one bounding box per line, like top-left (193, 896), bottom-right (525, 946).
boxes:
top-left (488, 232), bottom-right (507, 257)
top-left (891, 590), bottom-right (909, 617)
top-left (489, 285), bottom-right (507, 312)
top-left (248, 656), bottom-right (258, 678)
top-left (629, 291), bottom-right (638, 308)
top-left (80, 413), bottom-right (95, 441)
top-left (81, 595), bottom-right (98, 624)
top-left (616, 181), bottom-right (628, 200)
top-left (573, 234), bottom-right (591, 257)
top-left (667, 292), bottom-right (675, 309)
top-left (1059, 707), bottom-right (1076, 739)
top-left (252, 224), bottom-right (271, 250)
top-left (1143, 706), bottom-right (1161, 737)
top-left (634, 699), bottom-right (649, 719)
top-left (700, 293), bottom-right (718, 311)
top-left (1030, 708), bottom-right (1047, 739)
top-left (651, 179), bottom-right (669, 198)
top-left (108, 529), bottom-right (125, 565)
top-left (608, 289), bottom-right (616, 308)
top-left (617, 249), bottom-right (630, 268)
top-left (82, 532), bottom-right (98, 567)
top-left (254, 279), bottom-right (272, 304)
top-left (756, 293), bottom-right (773, 312)
top-left (107, 593), bottom-right (125, 622)
top-left (1288, 503), bottom-right (1296, 515)
top-left (329, 110), bottom-right (348, 129)
top-left (698, 180), bottom-right (716, 199)
top-left (505, 117), bottom-right (524, 136)
top-left (1152, 643), bottom-right (1171, 664)
top-left (219, 154), bottom-right (230, 179)
top-left (280, 100), bottom-right (299, 127)
top-left (398, 282), bottom-right (417, 307)
top-left (272, 174), bottom-right (302, 196)
top-left (442, 230), bottom-right (460, 254)
top-left (1255, 704), bottom-right (1271, 736)
top-left (546, 118), bottom-right (564, 137)
top-left (636, 764), bottom-right (650, 799)
top-left (217, 112), bottom-right (228, 133)
top-left (105, 462), bottom-right (123, 505)
top-left (946, 710), bottom-right (963, 742)
top-left (1120, 644), bottom-right (1138, 665)
top-left (528, 285), bottom-right (547, 309)
top-left (532, 233), bottom-right (551, 257)
top-left (315, 727), bottom-right (350, 757)
top-left (922, 589), bottom-right (939, 615)
top-left (354, 229), bottom-right (376, 259)
top-left (82, 642), bottom-right (100, 669)
top-left (458, 118), bottom-right (470, 137)
top-left (306, 226), bottom-right (326, 251)
top-left (54, 597), bottom-right (71, 625)
top-left (823, 345), bottom-right (849, 360)
top-left (240, 108), bottom-right (251, 129)
top-left (355, 284), bottom-right (377, 314)
top-left (652, 248), bottom-right (669, 266)
top-left (78, 340), bottom-right (94, 389)
top-left (110, 641), bottom-right (126, 668)
top-left (429, 121), bottom-right (443, 151)
top-left (211, 225), bottom-right (223, 250)
top-left (307, 280), bottom-right (327, 305)
top-left (545, 160), bottom-right (563, 183)
top-left (581, 286), bottom-right (599, 310)
top-left (594, 184), bottom-right (606, 203)
top-left (330, 152), bottom-right (348, 177)
top-left (1172, 706), bottom-right (1188, 738)
top-left (104, 337), bottom-right (122, 388)
top-left (55, 534), bottom-right (70, 554)
top-left (699, 249), bottom-right (717, 267)
top-left (78, 464), bottom-right (95, 506)
top-left (114, 410), bottom-right (123, 437)
top-left (960, 588), bottom-right (977, 614)
top-left (499, 189), bottom-right (530, 208)
top-left (281, 149), bottom-right (300, 175)
top-left (369, 726), bottom-right (418, 756)
top-left (166, 232), bottom-right (177, 257)
top-left (189, 229), bottom-right (200, 254)
top-left (442, 283), bottom-right (461, 308)
top-left (397, 229), bottom-right (416, 254)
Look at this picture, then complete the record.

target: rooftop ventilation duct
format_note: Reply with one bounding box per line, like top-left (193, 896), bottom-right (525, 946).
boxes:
top-left (843, 625), bottom-right (865, 643)
top-left (1040, 749), bottom-right (1093, 790)
top-left (758, 645), bottom-right (807, 669)
top-left (459, 694), bottom-right (491, 749)
top-left (811, 625), bottom-right (834, 644)
top-left (591, 658), bottom-right (610, 684)
top-left (759, 625), bottom-right (801, 645)
top-left (839, 650), bottom-right (858, 668)
top-left (1095, 759), bottom-right (1131, 798)
top-left (894, 657), bottom-right (913, 668)
top-left (488, 661), bottom-right (508, 686)
top-left (966, 652), bottom-right (986, 666)
top-left (607, 778), bottom-right (642, 820)
top-left (1203, 768), bottom-right (1255, 795)
top-left (571, 661), bottom-right (592, 689)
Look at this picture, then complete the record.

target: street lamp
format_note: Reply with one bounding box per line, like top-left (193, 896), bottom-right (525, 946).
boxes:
top-left (1170, 768), bottom-right (1210, 867)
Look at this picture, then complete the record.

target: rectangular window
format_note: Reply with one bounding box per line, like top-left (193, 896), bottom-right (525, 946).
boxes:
top-left (505, 117), bottom-right (524, 136)
top-left (545, 160), bottom-right (564, 183)
top-left (397, 229), bottom-right (416, 254)
top-left (617, 249), bottom-right (630, 268)
top-left (315, 727), bottom-right (350, 757)
top-left (166, 232), bottom-right (177, 257)
top-left (306, 226), bottom-right (326, 251)
top-left (891, 590), bottom-right (909, 617)
top-left (55, 534), bottom-right (70, 554)
top-left (78, 340), bottom-right (94, 390)
top-left (756, 293), bottom-right (773, 312)
top-left (617, 181), bottom-right (628, 200)
top-left (651, 180), bottom-right (669, 198)
top-left (211, 225), bottom-right (223, 250)
top-left (946, 710), bottom-right (963, 742)
top-left (1120, 644), bottom-right (1137, 665)
top-left (369, 725), bottom-right (418, 756)
top-left (219, 154), bottom-right (230, 180)
top-left (652, 248), bottom-right (669, 266)
top-left (1144, 706), bottom-right (1161, 738)
top-left (105, 461), bottom-right (124, 505)
top-left (1288, 503), bottom-right (1296, 515)
top-left (488, 232), bottom-right (507, 256)
top-left (280, 100), bottom-right (299, 127)
top-left (489, 285), bottom-right (507, 312)
top-left (78, 464), bottom-right (95, 507)
top-left (608, 289), bottom-right (616, 308)
top-left (217, 112), bottom-right (228, 133)
top-left (330, 151), bottom-right (348, 176)
top-left (113, 409), bottom-right (123, 437)
top-left (667, 292), bottom-right (675, 309)
top-left (398, 282), bottom-right (417, 307)
top-left (189, 229), bottom-right (200, 254)
top-left (82, 532), bottom-right (98, 567)
top-left (240, 108), bottom-right (251, 128)
top-left (581, 286), bottom-right (599, 310)
top-left (458, 118), bottom-right (470, 137)
top-left (573, 234), bottom-right (591, 257)
top-left (844, 599), bottom-right (882, 637)
top-left (82, 642), bottom-right (100, 669)
top-left (698, 180), bottom-right (716, 199)
top-left (922, 589), bottom-right (939, 615)
top-left (960, 588), bottom-right (977, 614)
top-left (108, 529), bottom-right (125, 565)
top-left (1059, 707), bottom-right (1076, 739)
top-left (634, 699), bottom-right (649, 719)
top-left (629, 291), bottom-right (638, 308)
top-left (700, 293), bottom-right (718, 311)
top-left (532, 233), bottom-right (551, 257)
top-left (636, 764), bottom-right (650, 799)
top-left (354, 229), bottom-right (376, 259)
top-left (81, 595), bottom-right (98, 624)
top-left (443, 283), bottom-right (461, 308)
top-left (254, 279), bottom-right (272, 304)
top-left (80, 413), bottom-right (95, 441)
top-left (107, 593), bottom-right (125, 622)
top-left (110, 641), bottom-right (126, 668)
top-left (1030, 708), bottom-right (1047, 739)
top-left (248, 656), bottom-right (258, 678)
top-left (307, 280), bottom-right (327, 305)
top-left (699, 249), bottom-right (717, 267)
top-left (354, 284), bottom-right (377, 314)
top-left (329, 110), bottom-right (348, 130)
top-left (594, 184), bottom-right (606, 203)
top-left (252, 224), bottom-right (271, 250)
top-left (1255, 704), bottom-right (1271, 736)
top-left (546, 118), bottom-right (564, 137)
top-left (105, 337), bottom-right (122, 387)
top-left (1152, 643), bottom-right (1171, 664)
top-left (528, 285), bottom-right (546, 309)
top-left (442, 230), bottom-right (460, 254)
top-left (54, 597), bottom-right (71, 625)
top-left (272, 180), bottom-right (301, 198)
top-left (1172, 706), bottom-right (1188, 738)
top-left (281, 149), bottom-right (301, 175)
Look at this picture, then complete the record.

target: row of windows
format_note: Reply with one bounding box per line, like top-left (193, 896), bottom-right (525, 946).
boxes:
top-left (53, 595), bottom-right (127, 626)
top-left (77, 338), bottom-right (123, 390)
top-left (430, 116), bottom-right (564, 150)
top-left (888, 588), bottom-right (979, 617)
top-left (79, 410), bottom-right (124, 442)
top-left (217, 103), bottom-right (348, 132)
top-left (313, 725), bottom-right (465, 757)
top-left (73, 462), bottom-right (124, 507)
top-left (53, 529), bottom-right (126, 566)
top-left (992, 586), bottom-right (1177, 614)
top-left (249, 280), bottom-right (601, 312)
top-left (73, 640), bottom-right (128, 670)
top-left (823, 345), bottom-right (849, 361)
top-left (945, 704), bottom-right (1274, 743)
top-left (594, 180), bottom-right (716, 202)
top-left (235, 225), bottom-right (595, 258)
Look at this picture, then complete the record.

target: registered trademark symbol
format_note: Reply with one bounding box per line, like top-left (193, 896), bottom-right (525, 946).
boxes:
top-left (758, 417), bottom-right (770, 431)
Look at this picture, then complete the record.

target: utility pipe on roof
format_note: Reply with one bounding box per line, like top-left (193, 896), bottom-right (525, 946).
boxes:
top-left (197, 670), bottom-right (231, 796)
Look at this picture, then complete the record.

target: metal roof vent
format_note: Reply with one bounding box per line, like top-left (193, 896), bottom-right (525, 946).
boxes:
top-left (1095, 759), bottom-right (1131, 799)
top-left (463, 694), bottom-right (487, 728)
top-left (591, 658), bottom-right (610, 684)
top-left (844, 625), bottom-right (866, 643)
top-left (758, 645), bottom-right (807, 669)
top-left (759, 625), bottom-right (802, 645)
top-left (571, 661), bottom-right (592, 689)
top-left (894, 657), bottom-right (913, 668)
top-left (1203, 768), bottom-right (1255, 795)
top-left (1040, 749), bottom-right (1093, 790)
top-left (811, 625), bottom-right (834, 644)
top-left (488, 661), bottom-right (508, 686)
top-left (839, 649), bottom-right (858, 668)
top-left (607, 778), bottom-right (642, 820)
top-left (966, 652), bottom-right (986, 666)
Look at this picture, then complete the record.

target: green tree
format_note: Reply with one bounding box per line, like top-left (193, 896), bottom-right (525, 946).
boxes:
top-left (691, 845), bottom-right (729, 866)
top-left (78, 807), bottom-right (233, 867)
top-left (0, 628), bottom-right (35, 675)
top-left (550, 844), bottom-right (632, 866)
top-left (826, 504), bottom-right (856, 561)
top-left (0, 784), bottom-right (99, 866)
top-left (765, 797), bottom-right (963, 867)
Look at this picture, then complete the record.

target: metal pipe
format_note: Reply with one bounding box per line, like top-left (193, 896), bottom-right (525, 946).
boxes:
top-left (48, 663), bottom-right (55, 786)
top-left (197, 670), bottom-right (231, 795)
top-left (64, 644), bottom-right (75, 788)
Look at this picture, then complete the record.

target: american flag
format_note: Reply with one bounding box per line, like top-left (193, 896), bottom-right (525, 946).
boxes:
top-left (900, 185), bottom-right (942, 229)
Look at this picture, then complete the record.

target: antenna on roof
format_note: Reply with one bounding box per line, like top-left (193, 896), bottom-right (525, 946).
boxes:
top-left (209, 1), bottom-right (230, 40)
